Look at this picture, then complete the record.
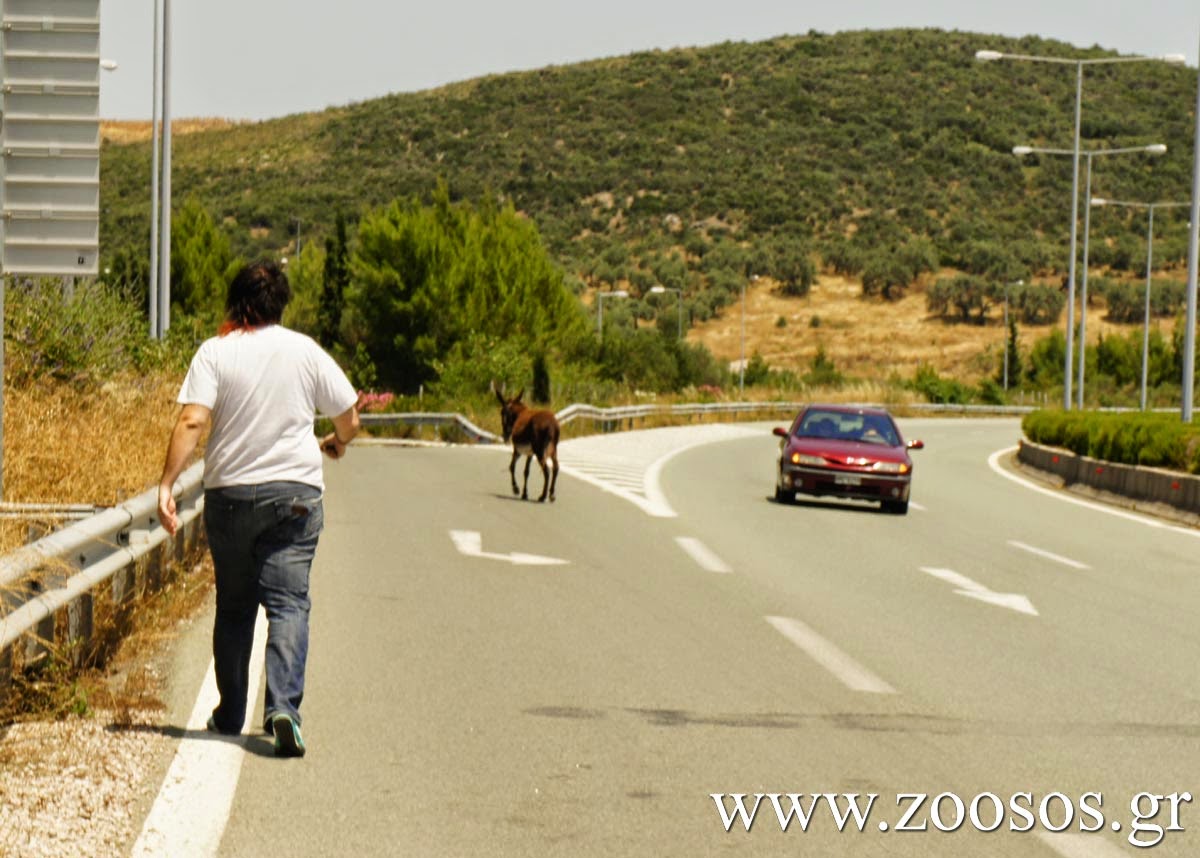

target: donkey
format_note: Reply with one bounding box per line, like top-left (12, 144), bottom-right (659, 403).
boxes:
top-left (492, 381), bottom-right (560, 502)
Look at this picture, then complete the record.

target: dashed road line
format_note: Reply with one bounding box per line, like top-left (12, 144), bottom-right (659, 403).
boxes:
top-left (1034, 831), bottom-right (1132, 858)
top-left (1008, 540), bottom-right (1090, 570)
top-left (764, 615), bottom-right (897, 694)
top-left (675, 536), bottom-right (732, 573)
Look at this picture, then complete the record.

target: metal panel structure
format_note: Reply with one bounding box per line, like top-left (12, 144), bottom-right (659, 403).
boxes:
top-left (0, 0), bottom-right (101, 275)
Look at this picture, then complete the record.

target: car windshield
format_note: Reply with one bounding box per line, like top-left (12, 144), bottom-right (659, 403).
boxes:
top-left (794, 411), bottom-right (900, 446)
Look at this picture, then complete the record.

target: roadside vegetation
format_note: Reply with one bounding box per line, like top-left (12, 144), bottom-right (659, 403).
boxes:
top-left (1022, 410), bottom-right (1200, 473)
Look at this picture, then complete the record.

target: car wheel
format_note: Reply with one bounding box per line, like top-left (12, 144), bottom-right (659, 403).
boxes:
top-left (774, 484), bottom-right (793, 504)
top-left (882, 499), bottom-right (908, 515)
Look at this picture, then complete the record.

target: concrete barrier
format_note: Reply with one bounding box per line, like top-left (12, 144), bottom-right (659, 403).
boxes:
top-left (1018, 439), bottom-right (1200, 518)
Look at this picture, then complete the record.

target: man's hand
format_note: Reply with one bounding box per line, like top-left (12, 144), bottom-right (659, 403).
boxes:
top-left (321, 433), bottom-right (347, 460)
top-left (158, 483), bottom-right (178, 536)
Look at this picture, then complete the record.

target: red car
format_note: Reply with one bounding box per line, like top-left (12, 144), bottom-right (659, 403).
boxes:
top-left (772, 404), bottom-right (923, 514)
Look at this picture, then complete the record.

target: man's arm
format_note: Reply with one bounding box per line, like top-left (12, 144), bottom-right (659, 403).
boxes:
top-left (320, 403), bottom-right (361, 461)
top-left (158, 403), bottom-right (211, 536)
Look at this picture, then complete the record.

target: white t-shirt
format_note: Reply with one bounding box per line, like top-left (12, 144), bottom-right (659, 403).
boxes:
top-left (177, 325), bottom-right (358, 490)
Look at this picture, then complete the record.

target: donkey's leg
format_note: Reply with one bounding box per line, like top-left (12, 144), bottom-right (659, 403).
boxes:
top-left (535, 453), bottom-right (550, 502)
top-left (521, 455), bottom-right (533, 500)
top-left (547, 443), bottom-right (559, 502)
top-left (509, 449), bottom-right (520, 495)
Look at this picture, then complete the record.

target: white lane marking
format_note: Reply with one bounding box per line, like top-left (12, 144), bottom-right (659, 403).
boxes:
top-left (132, 608), bottom-right (269, 858)
top-left (921, 567), bottom-right (1039, 616)
top-left (449, 530), bottom-right (569, 566)
top-left (1034, 832), bottom-right (1131, 858)
top-left (764, 616), bottom-right (897, 694)
top-left (909, 500), bottom-right (927, 512)
top-left (675, 537), bottom-right (732, 573)
top-left (989, 447), bottom-right (1200, 540)
top-left (1008, 540), bottom-right (1090, 570)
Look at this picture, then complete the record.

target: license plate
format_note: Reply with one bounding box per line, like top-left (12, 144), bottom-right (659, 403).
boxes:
top-left (834, 473), bottom-right (862, 486)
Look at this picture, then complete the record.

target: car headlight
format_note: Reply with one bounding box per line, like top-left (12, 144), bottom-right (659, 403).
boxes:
top-left (791, 452), bottom-right (825, 466)
top-left (872, 461), bottom-right (909, 474)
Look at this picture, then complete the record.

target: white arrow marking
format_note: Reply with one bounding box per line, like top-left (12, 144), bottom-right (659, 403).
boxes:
top-left (920, 567), bottom-right (1039, 616)
top-left (449, 530), bottom-right (569, 566)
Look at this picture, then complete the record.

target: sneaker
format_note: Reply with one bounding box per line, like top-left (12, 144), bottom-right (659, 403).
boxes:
top-left (206, 715), bottom-right (240, 736)
top-left (271, 713), bottom-right (306, 758)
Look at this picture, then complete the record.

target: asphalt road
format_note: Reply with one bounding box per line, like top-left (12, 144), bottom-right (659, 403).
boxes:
top-left (147, 418), bottom-right (1200, 857)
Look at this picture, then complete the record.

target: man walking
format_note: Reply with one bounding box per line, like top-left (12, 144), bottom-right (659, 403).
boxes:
top-left (158, 261), bottom-right (359, 757)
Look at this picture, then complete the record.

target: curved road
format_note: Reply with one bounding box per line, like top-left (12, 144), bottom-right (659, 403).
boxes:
top-left (135, 417), bottom-right (1200, 857)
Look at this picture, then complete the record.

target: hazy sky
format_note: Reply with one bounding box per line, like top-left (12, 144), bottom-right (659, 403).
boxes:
top-left (99, 1), bottom-right (1200, 121)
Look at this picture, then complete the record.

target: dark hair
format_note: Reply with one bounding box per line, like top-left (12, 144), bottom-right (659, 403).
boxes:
top-left (222, 261), bottom-right (291, 333)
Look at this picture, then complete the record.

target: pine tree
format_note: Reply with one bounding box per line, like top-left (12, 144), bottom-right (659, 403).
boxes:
top-left (318, 214), bottom-right (349, 348)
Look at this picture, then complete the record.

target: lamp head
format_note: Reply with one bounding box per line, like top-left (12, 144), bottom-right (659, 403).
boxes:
top-left (1162, 54), bottom-right (1187, 65)
top-left (1091, 198), bottom-right (1109, 207)
top-left (1145, 144), bottom-right (1167, 155)
top-left (612, 290), bottom-right (629, 298)
top-left (1012, 145), bottom-right (1034, 156)
top-left (649, 285), bottom-right (665, 294)
top-left (975, 50), bottom-right (1004, 62)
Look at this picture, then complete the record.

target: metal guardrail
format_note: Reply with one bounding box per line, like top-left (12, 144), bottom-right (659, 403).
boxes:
top-left (357, 411), bottom-right (500, 443)
top-left (0, 461), bottom-right (206, 690)
top-left (358, 400), bottom-right (1037, 439)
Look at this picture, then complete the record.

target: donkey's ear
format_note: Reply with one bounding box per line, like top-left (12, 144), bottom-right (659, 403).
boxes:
top-left (491, 379), bottom-right (506, 405)
top-left (514, 388), bottom-right (525, 403)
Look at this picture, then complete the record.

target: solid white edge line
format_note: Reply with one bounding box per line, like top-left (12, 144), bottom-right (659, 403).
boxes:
top-left (1034, 831), bottom-right (1131, 858)
top-left (675, 536), bottom-right (732, 573)
top-left (1007, 540), bottom-right (1090, 570)
top-left (987, 447), bottom-right (1200, 540)
top-left (132, 607), bottom-right (269, 858)
top-left (764, 616), bottom-right (897, 694)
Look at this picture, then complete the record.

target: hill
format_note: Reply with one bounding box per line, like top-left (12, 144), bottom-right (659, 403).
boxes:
top-left (96, 28), bottom-right (1198, 384)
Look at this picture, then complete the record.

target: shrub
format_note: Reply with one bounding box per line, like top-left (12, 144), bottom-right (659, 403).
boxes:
top-left (910, 364), bottom-right (972, 404)
top-left (1021, 410), bottom-right (1200, 473)
top-left (5, 278), bottom-right (184, 385)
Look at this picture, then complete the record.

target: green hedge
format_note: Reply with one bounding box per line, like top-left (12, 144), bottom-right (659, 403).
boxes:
top-left (1021, 410), bottom-right (1200, 473)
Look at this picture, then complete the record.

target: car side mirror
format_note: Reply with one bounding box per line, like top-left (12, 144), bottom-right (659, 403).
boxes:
top-left (772, 427), bottom-right (789, 438)
top-left (907, 439), bottom-right (924, 450)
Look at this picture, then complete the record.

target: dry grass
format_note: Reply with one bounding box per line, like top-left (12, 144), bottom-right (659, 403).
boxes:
top-left (100, 119), bottom-right (242, 144)
top-left (687, 273), bottom-right (1163, 384)
top-left (0, 373), bottom-right (182, 554)
top-left (0, 370), bottom-right (209, 724)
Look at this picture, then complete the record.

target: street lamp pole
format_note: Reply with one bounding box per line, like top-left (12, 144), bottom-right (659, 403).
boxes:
top-left (158, 0), bottom-right (173, 337)
top-left (1078, 152), bottom-right (1094, 408)
top-left (1013, 142), bottom-right (1167, 407)
top-left (148, 0), bottom-right (161, 339)
top-left (1093, 197), bottom-right (1191, 410)
top-left (1184, 29), bottom-right (1200, 421)
top-left (979, 49), bottom-right (1184, 409)
top-left (1141, 206), bottom-right (1156, 411)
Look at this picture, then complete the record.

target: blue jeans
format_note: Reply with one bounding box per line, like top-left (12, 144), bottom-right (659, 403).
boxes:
top-left (203, 481), bottom-right (323, 733)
